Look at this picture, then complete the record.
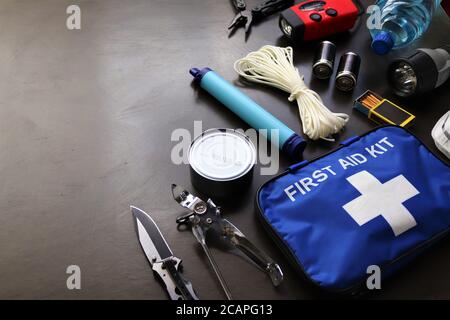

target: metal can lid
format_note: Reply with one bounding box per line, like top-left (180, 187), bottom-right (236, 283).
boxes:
top-left (189, 129), bottom-right (256, 182)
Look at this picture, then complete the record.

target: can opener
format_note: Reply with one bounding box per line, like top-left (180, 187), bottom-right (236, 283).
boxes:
top-left (171, 184), bottom-right (283, 300)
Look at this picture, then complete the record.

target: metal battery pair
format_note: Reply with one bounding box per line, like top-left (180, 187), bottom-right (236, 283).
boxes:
top-left (312, 41), bottom-right (361, 92)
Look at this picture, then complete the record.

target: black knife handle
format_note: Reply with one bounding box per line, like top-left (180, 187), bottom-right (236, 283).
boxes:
top-left (162, 258), bottom-right (199, 300)
top-left (251, 0), bottom-right (294, 21)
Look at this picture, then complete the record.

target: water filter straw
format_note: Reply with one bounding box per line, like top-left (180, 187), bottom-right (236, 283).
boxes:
top-left (190, 67), bottom-right (306, 160)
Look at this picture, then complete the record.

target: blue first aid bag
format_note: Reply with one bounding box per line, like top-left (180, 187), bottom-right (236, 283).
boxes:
top-left (257, 126), bottom-right (450, 293)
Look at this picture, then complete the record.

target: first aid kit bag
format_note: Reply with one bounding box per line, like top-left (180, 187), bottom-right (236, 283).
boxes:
top-left (257, 125), bottom-right (450, 294)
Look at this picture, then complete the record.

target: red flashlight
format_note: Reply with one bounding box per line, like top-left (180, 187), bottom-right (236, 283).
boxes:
top-left (279, 0), bottom-right (363, 42)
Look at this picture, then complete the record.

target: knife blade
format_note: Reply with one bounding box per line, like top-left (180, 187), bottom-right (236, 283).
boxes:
top-left (131, 206), bottom-right (199, 300)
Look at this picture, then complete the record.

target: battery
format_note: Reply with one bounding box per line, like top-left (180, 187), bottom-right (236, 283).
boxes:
top-left (312, 41), bottom-right (336, 79)
top-left (353, 90), bottom-right (416, 127)
top-left (335, 52), bottom-right (361, 92)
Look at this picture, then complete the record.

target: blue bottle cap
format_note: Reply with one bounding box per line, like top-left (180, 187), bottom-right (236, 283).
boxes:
top-left (282, 133), bottom-right (307, 160)
top-left (371, 31), bottom-right (394, 55)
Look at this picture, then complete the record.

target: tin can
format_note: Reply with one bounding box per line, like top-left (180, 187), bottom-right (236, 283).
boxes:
top-left (188, 129), bottom-right (256, 199)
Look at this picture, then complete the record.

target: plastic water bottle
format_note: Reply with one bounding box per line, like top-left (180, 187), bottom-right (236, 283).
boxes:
top-left (370, 0), bottom-right (441, 55)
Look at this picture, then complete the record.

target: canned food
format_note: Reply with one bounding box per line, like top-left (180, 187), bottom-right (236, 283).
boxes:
top-left (188, 129), bottom-right (256, 198)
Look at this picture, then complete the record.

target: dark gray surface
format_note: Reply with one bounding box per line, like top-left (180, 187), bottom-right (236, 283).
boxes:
top-left (0, 0), bottom-right (449, 299)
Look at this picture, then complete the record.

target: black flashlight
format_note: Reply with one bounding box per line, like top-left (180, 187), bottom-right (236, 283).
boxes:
top-left (388, 46), bottom-right (450, 97)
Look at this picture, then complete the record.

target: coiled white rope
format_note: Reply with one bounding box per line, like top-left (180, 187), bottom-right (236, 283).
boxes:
top-left (234, 45), bottom-right (349, 141)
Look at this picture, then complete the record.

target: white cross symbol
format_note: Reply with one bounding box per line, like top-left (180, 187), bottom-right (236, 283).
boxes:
top-left (343, 171), bottom-right (420, 236)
